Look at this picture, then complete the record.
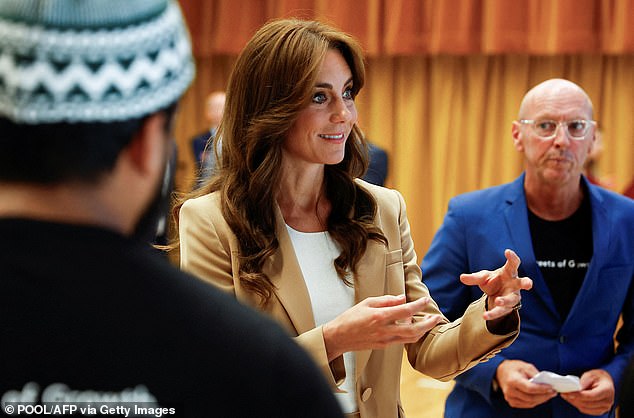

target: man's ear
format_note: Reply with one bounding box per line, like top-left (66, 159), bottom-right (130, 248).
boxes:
top-left (511, 121), bottom-right (524, 152)
top-left (587, 128), bottom-right (597, 156)
top-left (127, 112), bottom-right (167, 176)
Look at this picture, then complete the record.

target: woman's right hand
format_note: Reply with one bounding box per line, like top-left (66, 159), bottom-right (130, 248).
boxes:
top-left (322, 294), bottom-right (443, 361)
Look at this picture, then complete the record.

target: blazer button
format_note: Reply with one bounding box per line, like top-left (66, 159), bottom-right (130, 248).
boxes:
top-left (361, 388), bottom-right (373, 402)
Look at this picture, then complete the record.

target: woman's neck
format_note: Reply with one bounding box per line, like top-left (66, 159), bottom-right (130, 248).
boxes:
top-left (276, 165), bottom-right (329, 232)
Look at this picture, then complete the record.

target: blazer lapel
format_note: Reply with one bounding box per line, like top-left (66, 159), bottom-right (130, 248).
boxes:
top-left (563, 178), bottom-right (609, 325)
top-left (504, 174), bottom-right (559, 318)
top-left (262, 204), bottom-right (316, 335)
top-left (354, 229), bottom-right (390, 378)
top-left (264, 195), bottom-right (387, 379)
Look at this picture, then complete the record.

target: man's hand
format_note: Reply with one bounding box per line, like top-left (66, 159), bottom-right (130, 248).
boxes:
top-left (495, 360), bottom-right (557, 408)
top-left (560, 369), bottom-right (615, 416)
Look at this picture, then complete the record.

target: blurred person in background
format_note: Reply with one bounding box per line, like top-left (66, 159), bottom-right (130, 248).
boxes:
top-left (191, 91), bottom-right (226, 188)
top-left (362, 141), bottom-right (388, 186)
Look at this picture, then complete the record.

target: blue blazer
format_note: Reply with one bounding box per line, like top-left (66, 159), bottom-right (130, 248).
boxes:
top-left (422, 174), bottom-right (634, 418)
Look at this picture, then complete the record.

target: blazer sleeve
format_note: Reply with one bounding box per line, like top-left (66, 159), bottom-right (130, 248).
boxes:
top-left (419, 196), bottom-right (511, 402)
top-left (381, 189), bottom-right (518, 382)
top-left (179, 196), bottom-right (236, 295)
top-left (601, 197), bottom-right (634, 393)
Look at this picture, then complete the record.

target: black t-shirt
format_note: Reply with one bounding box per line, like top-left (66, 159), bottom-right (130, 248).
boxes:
top-left (528, 195), bottom-right (593, 321)
top-left (0, 218), bottom-right (343, 418)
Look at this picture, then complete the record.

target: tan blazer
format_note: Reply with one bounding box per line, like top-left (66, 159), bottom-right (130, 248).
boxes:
top-left (179, 180), bottom-right (518, 418)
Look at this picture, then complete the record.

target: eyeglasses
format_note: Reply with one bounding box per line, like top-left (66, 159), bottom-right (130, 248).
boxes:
top-left (518, 119), bottom-right (596, 140)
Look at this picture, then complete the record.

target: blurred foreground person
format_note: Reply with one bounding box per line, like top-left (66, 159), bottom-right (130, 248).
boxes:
top-left (0, 2), bottom-right (343, 417)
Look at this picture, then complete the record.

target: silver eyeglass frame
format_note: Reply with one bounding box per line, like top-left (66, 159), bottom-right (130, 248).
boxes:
top-left (517, 119), bottom-right (597, 140)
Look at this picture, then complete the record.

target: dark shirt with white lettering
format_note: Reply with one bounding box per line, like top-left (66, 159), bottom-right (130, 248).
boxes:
top-left (528, 192), bottom-right (593, 322)
top-left (0, 218), bottom-right (343, 418)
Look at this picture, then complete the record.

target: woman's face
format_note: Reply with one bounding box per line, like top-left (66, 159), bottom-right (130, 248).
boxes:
top-left (282, 49), bottom-right (358, 168)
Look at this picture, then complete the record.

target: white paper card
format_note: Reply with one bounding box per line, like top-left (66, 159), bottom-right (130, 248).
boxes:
top-left (529, 371), bottom-right (581, 393)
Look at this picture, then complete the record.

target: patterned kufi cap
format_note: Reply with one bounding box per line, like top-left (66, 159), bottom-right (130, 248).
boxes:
top-left (0, 0), bottom-right (194, 124)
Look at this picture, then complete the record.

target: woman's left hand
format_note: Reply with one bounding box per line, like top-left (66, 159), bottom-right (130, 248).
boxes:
top-left (459, 249), bottom-right (533, 320)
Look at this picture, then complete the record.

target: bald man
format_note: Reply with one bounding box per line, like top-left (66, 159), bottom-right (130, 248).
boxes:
top-left (422, 79), bottom-right (634, 418)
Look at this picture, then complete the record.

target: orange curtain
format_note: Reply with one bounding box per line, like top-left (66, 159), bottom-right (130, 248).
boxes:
top-left (173, 0), bottom-right (634, 259)
top-left (180, 0), bottom-right (634, 56)
top-left (383, 0), bottom-right (604, 54)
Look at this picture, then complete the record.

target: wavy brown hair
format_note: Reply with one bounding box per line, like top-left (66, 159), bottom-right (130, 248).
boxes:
top-left (175, 18), bottom-right (386, 306)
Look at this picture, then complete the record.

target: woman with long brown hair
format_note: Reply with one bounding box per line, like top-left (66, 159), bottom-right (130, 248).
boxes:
top-left (177, 18), bottom-right (532, 418)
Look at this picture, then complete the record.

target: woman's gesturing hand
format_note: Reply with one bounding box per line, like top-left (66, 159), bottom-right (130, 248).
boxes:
top-left (322, 294), bottom-right (443, 361)
top-left (459, 249), bottom-right (533, 320)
